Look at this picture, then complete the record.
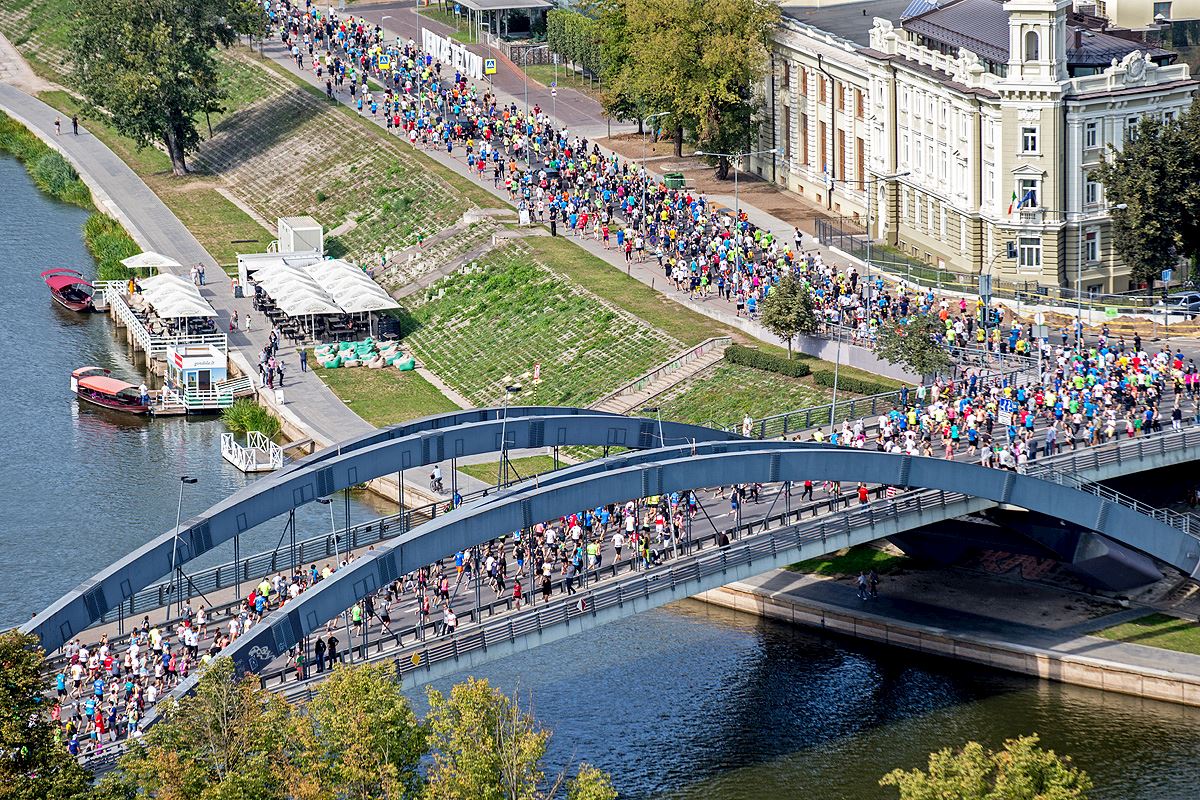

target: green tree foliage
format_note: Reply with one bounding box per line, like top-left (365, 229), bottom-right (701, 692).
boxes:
top-left (546, 10), bottom-right (600, 76)
top-left (567, 764), bottom-right (618, 800)
top-left (72, 0), bottom-right (256, 176)
top-left (874, 313), bottom-right (953, 378)
top-left (759, 275), bottom-right (819, 356)
top-left (0, 632), bottom-right (94, 800)
top-left (103, 658), bottom-right (309, 800)
top-left (1094, 104), bottom-right (1200, 285)
top-left (307, 663), bottom-right (428, 800)
top-left (425, 677), bottom-right (558, 800)
top-left (880, 735), bottom-right (1092, 800)
top-left (616, 0), bottom-right (779, 161)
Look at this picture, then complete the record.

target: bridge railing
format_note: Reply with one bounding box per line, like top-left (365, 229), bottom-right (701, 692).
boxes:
top-left (265, 484), bottom-right (979, 697)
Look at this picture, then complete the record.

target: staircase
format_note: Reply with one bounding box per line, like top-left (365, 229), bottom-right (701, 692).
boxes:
top-left (591, 336), bottom-right (731, 415)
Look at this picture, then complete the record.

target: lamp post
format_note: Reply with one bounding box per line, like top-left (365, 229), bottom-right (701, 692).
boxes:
top-left (861, 171), bottom-right (910, 297)
top-left (641, 112), bottom-right (671, 234)
top-left (498, 384), bottom-right (522, 487)
top-left (641, 406), bottom-right (666, 447)
top-left (695, 148), bottom-right (779, 276)
top-left (316, 495), bottom-right (354, 663)
top-left (168, 476), bottom-right (198, 621)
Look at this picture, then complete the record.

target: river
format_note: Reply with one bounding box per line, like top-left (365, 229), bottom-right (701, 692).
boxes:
top-left (0, 155), bottom-right (391, 628)
top-left (4, 153), bottom-right (1200, 798)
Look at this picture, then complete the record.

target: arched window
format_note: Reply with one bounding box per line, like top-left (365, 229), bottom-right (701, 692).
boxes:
top-left (1024, 30), bottom-right (1040, 62)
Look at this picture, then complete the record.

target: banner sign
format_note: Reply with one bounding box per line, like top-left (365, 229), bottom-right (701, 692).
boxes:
top-left (422, 28), bottom-right (482, 80)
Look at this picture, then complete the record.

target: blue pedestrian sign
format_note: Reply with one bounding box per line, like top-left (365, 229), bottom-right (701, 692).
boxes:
top-left (484, 57), bottom-right (497, 75)
top-left (998, 398), bottom-right (1018, 425)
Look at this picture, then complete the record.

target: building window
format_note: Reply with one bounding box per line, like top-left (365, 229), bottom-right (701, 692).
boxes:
top-left (1154, 1), bottom-right (1172, 19)
top-left (819, 77), bottom-right (827, 105)
top-left (783, 106), bottom-right (791, 162)
top-left (1019, 237), bottom-right (1042, 270)
top-left (837, 82), bottom-right (846, 111)
top-left (1084, 175), bottom-right (1099, 206)
top-left (855, 89), bottom-right (864, 119)
top-left (1126, 116), bottom-right (1140, 141)
top-left (1085, 230), bottom-right (1099, 262)
top-left (1018, 178), bottom-right (1039, 208)
top-left (1021, 126), bottom-right (1039, 153)
top-left (901, 133), bottom-right (910, 168)
top-left (1024, 30), bottom-right (1040, 62)
top-left (900, 87), bottom-right (909, 111)
top-left (1084, 121), bottom-right (1098, 149)
top-left (800, 114), bottom-right (808, 165)
top-left (798, 67), bottom-right (808, 96)
top-left (781, 61), bottom-right (790, 89)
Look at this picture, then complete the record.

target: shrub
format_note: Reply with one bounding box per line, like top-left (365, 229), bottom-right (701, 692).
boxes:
top-left (0, 112), bottom-right (93, 210)
top-left (724, 344), bottom-right (811, 378)
top-left (83, 213), bottom-right (138, 281)
top-left (221, 398), bottom-right (282, 438)
top-left (811, 369), bottom-right (905, 396)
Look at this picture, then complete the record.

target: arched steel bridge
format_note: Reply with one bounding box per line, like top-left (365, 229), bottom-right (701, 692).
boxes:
top-left (23, 408), bottom-right (741, 653)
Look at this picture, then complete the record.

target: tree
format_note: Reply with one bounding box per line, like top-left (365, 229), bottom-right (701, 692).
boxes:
top-left (307, 663), bottom-right (428, 800)
top-left (1093, 104), bottom-right (1200, 286)
top-left (567, 764), bottom-right (618, 800)
top-left (620, 0), bottom-right (778, 161)
top-left (874, 313), bottom-right (953, 378)
top-left (72, 0), bottom-right (257, 176)
top-left (759, 275), bottom-right (819, 356)
top-left (425, 677), bottom-right (575, 800)
top-left (0, 631), bottom-right (94, 800)
top-left (104, 658), bottom-right (310, 800)
top-left (880, 735), bottom-right (1092, 800)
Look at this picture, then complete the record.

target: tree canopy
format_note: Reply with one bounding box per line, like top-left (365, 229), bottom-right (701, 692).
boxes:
top-left (0, 632), bottom-right (94, 800)
top-left (1093, 104), bottom-right (1200, 286)
top-left (72, 0), bottom-right (258, 175)
top-left (880, 735), bottom-right (1092, 800)
top-left (759, 275), bottom-right (819, 356)
top-left (873, 313), bottom-right (953, 378)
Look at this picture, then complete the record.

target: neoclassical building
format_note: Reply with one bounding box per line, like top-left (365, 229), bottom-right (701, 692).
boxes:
top-left (752, 0), bottom-right (1196, 293)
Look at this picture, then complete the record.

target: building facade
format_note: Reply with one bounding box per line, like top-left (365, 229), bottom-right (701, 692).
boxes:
top-left (754, 0), bottom-right (1196, 292)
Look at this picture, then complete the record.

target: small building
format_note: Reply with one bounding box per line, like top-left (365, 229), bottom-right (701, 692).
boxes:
top-left (277, 216), bottom-right (324, 255)
top-left (166, 344), bottom-right (228, 394)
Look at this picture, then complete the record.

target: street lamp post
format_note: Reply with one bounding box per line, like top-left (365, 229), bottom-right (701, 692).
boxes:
top-left (641, 112), bottom-right (671, 235)
top-left (498, 384), bottom-right (522, 487)
top-left (168, 476), bottom-right (198, 621)
top-left (694, 148), bottom-right (779, 276)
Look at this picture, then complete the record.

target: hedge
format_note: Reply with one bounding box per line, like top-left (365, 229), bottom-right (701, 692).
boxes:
top-left (724, 344), bottom-right (811, 378)
top-left (546, 9), bottom-right (600, 75)
top-left (812, 369), bottom-right (905, 396)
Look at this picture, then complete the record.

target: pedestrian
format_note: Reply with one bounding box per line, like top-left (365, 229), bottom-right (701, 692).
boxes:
top-left (868, 569), bottom-right (879, 599)
top-left (71, 114), bottom-right (79, 135)
top-left (229, 310), bottom-right (238, 332)
top-left (299, 348), bottom-right (308, 372)
top-left (244, 312), bottom-right (251, 333)
top-left (54, 116), bottom-right (61, 135)
top-left (856, 572), bottom-right (869, 600)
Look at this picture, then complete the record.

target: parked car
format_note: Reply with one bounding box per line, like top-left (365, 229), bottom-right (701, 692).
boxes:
top-left (1160, 291), bottom-right (1200, 317)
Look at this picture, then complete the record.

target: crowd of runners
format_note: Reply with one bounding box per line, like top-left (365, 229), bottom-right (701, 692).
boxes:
top-left (41, 0), bottom-right (1200, 762)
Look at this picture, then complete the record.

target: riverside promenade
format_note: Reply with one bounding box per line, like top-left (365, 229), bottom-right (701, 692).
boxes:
top-left (701, 569), bottom-right (1200, 707)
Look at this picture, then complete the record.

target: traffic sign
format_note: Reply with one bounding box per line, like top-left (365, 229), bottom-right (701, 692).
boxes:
top-left (978, 274), bottom-right (992, 301)
top-left (484, 57), bottom-right (497, 75)
top-left (1162, 268), bottom-right (1173, 285)
top-left (998, 398), bottom-right (1017, 426)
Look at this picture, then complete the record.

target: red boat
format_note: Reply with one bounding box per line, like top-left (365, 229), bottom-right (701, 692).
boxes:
top-left (71, 367), bottom-right (152, 415)
top-left (42, 268), bottom-right (94, 312)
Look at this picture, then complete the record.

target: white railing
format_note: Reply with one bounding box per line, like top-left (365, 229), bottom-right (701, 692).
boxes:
top-left (591, 336), bottom-right (732, 407)
top-left (221, 431), bottom-right (284, 472)
top-left (96, 284), bottom-right (228, 357)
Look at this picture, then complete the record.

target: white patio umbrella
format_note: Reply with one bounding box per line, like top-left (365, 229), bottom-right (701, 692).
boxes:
top-left (335, 291), bottom-right (400, 313)
top-left (274, 293), bottom-right (343, 317)
top-left (121, 251), bottom-right (184, 272)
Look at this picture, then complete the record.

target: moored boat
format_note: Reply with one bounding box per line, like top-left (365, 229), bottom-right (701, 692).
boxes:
top-left (71, 366), bottom-right (151, 415)
top-left (42, 268), bottom-right (95, 312)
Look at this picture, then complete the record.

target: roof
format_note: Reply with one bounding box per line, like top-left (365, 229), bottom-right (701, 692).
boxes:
top-left (442, 0), bottom-right (551, 11)
top-left (900, 0), bottom-right (1174, 65)
top-left (78, 376), bottom-right (138, 396)
top-left (45, 274), bottom-right (91, 291)
top-left (783, 0), bottom-right (915, 46)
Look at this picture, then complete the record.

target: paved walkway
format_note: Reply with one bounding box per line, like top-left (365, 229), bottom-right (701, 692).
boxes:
top-left (0, 79), bottom-right (493, 496)
top-left (736, 568), bottom-right (1200, 677)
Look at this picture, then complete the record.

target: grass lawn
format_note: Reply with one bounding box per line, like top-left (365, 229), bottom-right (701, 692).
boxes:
top-left (654, 362), bottom-right (831, 430)
top-left (400, 240), bottom-right (681, 406)
top-left (787, 545), bottom-right (910, 577)
top-left (457, 455), bottom-right (560, 486)
top-left (522, 64), bottom-right (600, 99)
top-left (417, 7), bottom-right (475, 41)
top-left (1094, 613), bottom-right (1200, 656)
top-left (313, 362), bottom-right (460, 427)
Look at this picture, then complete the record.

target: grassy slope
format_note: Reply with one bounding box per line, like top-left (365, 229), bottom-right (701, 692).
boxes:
top-left (788, 545), bottom-right (910, 577)
top-left (1095, 613), bottom-right (1200, 656)
top-left (654, 362), bottom-right (831, 430)
top-left (312, 363), bottom-right (460, 427)
top-left (457, 455), bottom-right (560, 486)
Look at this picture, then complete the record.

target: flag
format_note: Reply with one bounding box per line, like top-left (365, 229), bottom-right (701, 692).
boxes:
top-left (1007, 189), bottom-right (1018, 214)
top-left (1017, 188), bottom-right (1036, 209)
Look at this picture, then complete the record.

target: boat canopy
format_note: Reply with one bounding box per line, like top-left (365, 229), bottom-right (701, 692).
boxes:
top-left (45, 274), bottom-right (92, 292)
top-left (78, 375), bottom-right (140, 396)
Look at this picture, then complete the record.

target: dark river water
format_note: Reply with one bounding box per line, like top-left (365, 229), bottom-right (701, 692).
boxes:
top-left (4, 154), bottom-right (1200, 798)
